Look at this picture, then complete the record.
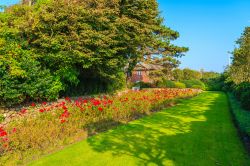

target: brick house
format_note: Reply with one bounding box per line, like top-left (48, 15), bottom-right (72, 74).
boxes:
top-left (128, 63), bottom-right (163, 83)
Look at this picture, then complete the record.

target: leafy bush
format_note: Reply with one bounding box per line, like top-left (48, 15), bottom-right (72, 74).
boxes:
top-left (0, 42), bottom-right (63, 106)
top-left (181, 80), bottom-right (206, 90)
top-left (156, 80), bottom-right (186, 89)
top-left (164, 80), bottom-right (176, 88)
top-left (228, 93), bottom-right (250, 137)
top-left (0, 0), bottom-right (186, 106)
top-left (233, 82), bottom-right (250, 110)
top-left (174, 82), bottom-right (186, 89)
top-left (133, 81), bottom-right (153, 89)
top-left (202, 76), bottom-right (224, 91)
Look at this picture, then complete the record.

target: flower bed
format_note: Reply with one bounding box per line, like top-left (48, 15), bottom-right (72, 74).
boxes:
top-left (0, 88), bottom-right (200, 164)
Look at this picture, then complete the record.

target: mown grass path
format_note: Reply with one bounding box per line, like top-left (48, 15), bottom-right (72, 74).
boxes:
top-left (29, 92), bottom-right (250, 166)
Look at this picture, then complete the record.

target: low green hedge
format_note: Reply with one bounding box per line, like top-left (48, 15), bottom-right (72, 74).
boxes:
top-left (180, 80), bottom-right (206, 90)
top-left (232, 82), bottom-right (250, 111)
top-left (228, 93), bottom-right (250, 137)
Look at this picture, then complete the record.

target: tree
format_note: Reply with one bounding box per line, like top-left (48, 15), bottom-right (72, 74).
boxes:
top-left (229, 27), bottom-right (250, 84)
top-left (173, 68), bottom-right (184, 81)
top-left (0, 0), bottom-right (188, 104)
top-left (183, 68), bottom-right (202, 80)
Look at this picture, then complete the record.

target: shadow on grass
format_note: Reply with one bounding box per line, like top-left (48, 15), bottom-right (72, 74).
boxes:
top-left (87, 92), bottom-right (250, 166)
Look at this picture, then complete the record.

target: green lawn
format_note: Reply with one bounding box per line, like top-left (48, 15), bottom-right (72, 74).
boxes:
top-left (29, 92), bottom-right (250, 166)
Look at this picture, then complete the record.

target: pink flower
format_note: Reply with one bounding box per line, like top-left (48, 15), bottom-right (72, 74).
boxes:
top-left (2, 137), bottom-right (8, 142)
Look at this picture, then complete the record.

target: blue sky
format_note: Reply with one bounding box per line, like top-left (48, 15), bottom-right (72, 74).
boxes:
top-left (1, 0), bottom-right (250, 72)
top-left (157, 0), bottom-right (250, 72)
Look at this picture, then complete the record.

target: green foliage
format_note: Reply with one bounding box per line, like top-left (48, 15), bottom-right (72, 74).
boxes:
top-left (164, 80), bottom-right (176, 88)
top-left (183, 68), bottom-right (202, 80)
top-left (156, 80), bottom-right (186, 89)
top-left (233, 82), bottom-right (250, 110)
top-left (133, 81), bottom-right (153, 89)
top-left (222, 27), bottom-right (250, 111)
top-left (202, 74), bottom-right (224, 91)
top-left (0, 40), bottom-right (63, 105)
top-left (174, 82), bottom-right (186, 89)
top-left (228, 93), bottom-right (250, 137)
top-left (229, 27), bottom-right (250, 84)
top-left (172, 68), bottom-right (184, 81)
top-left (0, 114), bottom-right (4, 123)
top-left (0, 0), bottom-right (187, 105)
top-left (181, 80), bottom-right (205, 90)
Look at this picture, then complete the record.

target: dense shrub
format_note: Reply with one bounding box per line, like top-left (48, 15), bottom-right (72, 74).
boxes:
top-left (181, 80), bottom-right (206, 90)
top-left (155, 80), bottom-right (186, 89)
top-left (0, 42), bottom-right (63, 106)
top-left (202, 76), bottom-right (224, 91)
top-left (228, 93), bottom-right (250, 139)
top-left (164, 80), bottom-right (176, 88)
top-left (133, 81), bottom-right (153, 89)
top-left (174, 82), bottom-right (186, 89)
top-left (233, 82), bottom-right (250, 110)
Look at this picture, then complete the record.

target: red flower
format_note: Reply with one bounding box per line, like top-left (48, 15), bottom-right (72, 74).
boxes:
top-left (108, 100), bottom-right (113, 104)
top-left (92, 99), bottom-right (101, 106)
top-left (65, 97), bottom-right (71, 102)
top-left (20, 109), bottom-right (27, 114)
top-left (62, 105), bottom-right (67, 110)
top-left (0, 128), bottom-right (7, 137)
top-left (39, 109), bottom-right (45, 113)
top-left (42, 102), bottom-right (47, 105)
top-left (98, 107), bottom-right (103, 112)
top-left (60, 119), bottom-right (66, 123)
top-left (12, 128), bottom-right (17, 133)
top-left (31, 102), bottom-right (36, 107)
top-left (60, 110), bottom-right (70, 119)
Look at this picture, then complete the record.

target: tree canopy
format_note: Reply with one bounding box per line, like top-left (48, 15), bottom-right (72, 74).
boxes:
top-left (229, 27), bottom-right (250, 84)
top-left (0, 0), bottom-right (187, 105)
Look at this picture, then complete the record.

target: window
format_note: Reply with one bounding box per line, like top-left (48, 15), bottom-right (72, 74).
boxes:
top-left (137, 71), bottom-right (142, 76)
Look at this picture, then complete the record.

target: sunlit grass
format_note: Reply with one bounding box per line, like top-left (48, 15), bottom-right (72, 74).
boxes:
top-left (29, 92), bottom-right (250, 166)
